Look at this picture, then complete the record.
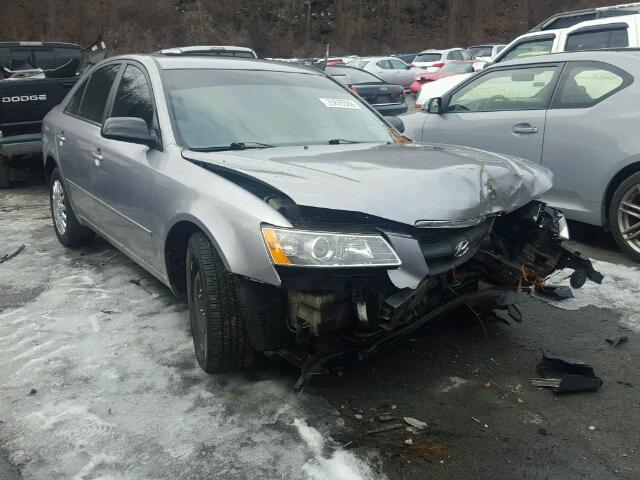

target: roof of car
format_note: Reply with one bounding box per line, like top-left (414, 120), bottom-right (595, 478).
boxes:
top-left (418, 48), bottom-right (463, 54)
top-left (489, 48), bottom-right (640, 67)
top-left (0, 41), bottom-right (82, 49)
top-left (114, 54), bottom-right (321, 73)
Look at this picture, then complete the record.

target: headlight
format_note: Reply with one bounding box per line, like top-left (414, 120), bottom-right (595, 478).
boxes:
top-left (261, 227), bottom-right (402, 267)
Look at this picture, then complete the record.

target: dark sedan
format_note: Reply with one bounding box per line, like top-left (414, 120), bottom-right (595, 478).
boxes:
top-left (325, 65), bottom-right (407, 116)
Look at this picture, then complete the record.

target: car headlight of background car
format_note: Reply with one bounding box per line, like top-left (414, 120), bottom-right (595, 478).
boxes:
top-left (261, 227), bottom-right (402, 267)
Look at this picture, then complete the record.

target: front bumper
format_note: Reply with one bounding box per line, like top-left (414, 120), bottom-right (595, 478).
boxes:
top-left (0, 133), bottom-right (42, 157)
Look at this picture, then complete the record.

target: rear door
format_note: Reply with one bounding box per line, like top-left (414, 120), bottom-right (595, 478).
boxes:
top-left (93, 62), bottom-right (159, 266)
top-left (541, 61), bottom-right (633, 224)
top-left (387, 58), bottom-right (413, 87)
top-left (561, 22), bottom-right (631, 51)
top-left (58, 63), bottom-right (121, 224)
top-left (419, 64), bottom-right (562, 163)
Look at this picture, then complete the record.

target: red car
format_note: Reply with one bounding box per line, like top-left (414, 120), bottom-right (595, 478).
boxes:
top-left (409, 60), bottom-right (476, 94)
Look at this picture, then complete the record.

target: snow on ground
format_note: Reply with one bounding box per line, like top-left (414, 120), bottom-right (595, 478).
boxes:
top-left (0, 188), bottom-right (385, 479)
top-left (545, 260), bottom-right (640, 332)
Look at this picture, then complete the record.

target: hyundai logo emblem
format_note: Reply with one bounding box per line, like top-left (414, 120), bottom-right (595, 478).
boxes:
top-left (454, 240), bottom-right (470, 258)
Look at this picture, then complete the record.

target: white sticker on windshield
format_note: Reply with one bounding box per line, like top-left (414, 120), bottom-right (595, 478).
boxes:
top-left (318, 98), bottom-right (361, 109)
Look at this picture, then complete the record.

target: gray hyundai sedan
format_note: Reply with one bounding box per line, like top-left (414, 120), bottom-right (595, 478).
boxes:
top-left (42, 54), bottom-right (601, 382)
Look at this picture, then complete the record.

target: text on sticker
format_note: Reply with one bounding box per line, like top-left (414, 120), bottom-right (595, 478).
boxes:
top-left (318, 98), bottom-right (361, 109)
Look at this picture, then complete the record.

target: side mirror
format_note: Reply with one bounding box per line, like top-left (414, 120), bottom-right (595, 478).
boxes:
top-left (387, 116), bottom-right (405, 133)
top-left (101, 117), bottom-right (157, 147)
top-left (405, 65), bottom-right (411, 70)
top-left (427, 97), bottom-right (444, 114)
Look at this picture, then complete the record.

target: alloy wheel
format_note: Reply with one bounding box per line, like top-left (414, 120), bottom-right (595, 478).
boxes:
top-left (617, 183), bottom-right (640, 254)
top-left (52, 179), bottom-right (67, 235)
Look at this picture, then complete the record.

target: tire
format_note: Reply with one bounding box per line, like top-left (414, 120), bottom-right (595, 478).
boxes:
top-left (186, 231), bottom-right (254, 373)
top-left (0, 155), bottom-right (11, 189)
top-left (49, 168), bottom-right (95, 247)
top-left (609, 171), bottom-right (640, 262)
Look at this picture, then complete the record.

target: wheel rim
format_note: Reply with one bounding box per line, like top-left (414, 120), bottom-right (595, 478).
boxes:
top-left (192, 267), bottom-right (207, 359)
top-left (617, 182), bottom-right (640, 254)
top-left (52, 179), bottom-right (67, 235)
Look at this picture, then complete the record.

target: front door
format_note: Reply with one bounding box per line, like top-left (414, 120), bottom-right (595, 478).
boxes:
top-left (420, 64), bottom-right (563, 164)
top-left (92, 62), bottom-right (158, 268)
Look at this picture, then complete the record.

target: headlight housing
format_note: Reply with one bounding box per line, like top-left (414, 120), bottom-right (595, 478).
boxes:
top-left (261, 227), bottom-right (402, 267)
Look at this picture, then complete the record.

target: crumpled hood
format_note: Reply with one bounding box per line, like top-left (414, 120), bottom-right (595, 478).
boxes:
top-left (182, 143), bottom-right (553, 226)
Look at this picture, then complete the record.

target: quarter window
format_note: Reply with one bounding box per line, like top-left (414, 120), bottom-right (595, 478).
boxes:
top-left (448, 50), bottom-right (463, 60)
top-left (565, 27), bottom-right (629, 52)
top-left (447, 66), bottom-right (559, 112)
top-left (553, 63), bottom-right (628, 108)
top-left (389, 59), bottom-right (407, 69)
top-left (110, 65), bottom-right (155, 128)
top-left (65, 78), bottom-right (88, 116)
top-left (78, 64), bottom-right (120, 124)
top-left (500, 37), bottom-right (554, 62)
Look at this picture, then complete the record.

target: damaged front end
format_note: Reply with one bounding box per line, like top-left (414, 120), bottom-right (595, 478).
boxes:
top-left (237, 198), bottom-right (603, 390)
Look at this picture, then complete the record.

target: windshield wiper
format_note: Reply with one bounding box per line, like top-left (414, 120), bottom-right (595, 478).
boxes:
top-left (328, 139), bottom-right (363, 145)
top-left (189, 142), bottom-right (274, 152)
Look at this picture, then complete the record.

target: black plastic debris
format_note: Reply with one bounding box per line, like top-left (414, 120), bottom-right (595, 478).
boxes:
top-left (537, 285), bottom-right (574, 301)
top-left (605, 335), bottom-right (628, 348)
top-left (0, 244), bottom-right (25, 265)
top-left (29, 388), bottom-right (37, 396)
top-left (531, 351), bottom-right (602, 393)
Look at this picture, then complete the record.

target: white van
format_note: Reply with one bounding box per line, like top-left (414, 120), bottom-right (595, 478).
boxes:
top-left (492, 3), bottom-right (640, 64)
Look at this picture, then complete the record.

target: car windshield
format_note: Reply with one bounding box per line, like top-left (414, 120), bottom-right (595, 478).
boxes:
top-left (440, 62), bottom-right (474, 74)
top-left (414, 53), bottom-right (441, 62)
top-left (164, 69), bottom-right (395, 149)
top-left (327, 67), bottom-right (381, 83)
top-left (468, 46), bottom-right (494, 58)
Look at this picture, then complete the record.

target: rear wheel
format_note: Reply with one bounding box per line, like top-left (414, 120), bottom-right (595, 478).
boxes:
top-left (609, 171), bottom-right (640, 262)
top-left (186, 231), bottom-right (254, 373)
top-left (49, 168), bottom-right (95, 247)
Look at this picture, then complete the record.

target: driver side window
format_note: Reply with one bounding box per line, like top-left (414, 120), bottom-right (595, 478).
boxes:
top-left (447, 66), bottom-right (559, 112)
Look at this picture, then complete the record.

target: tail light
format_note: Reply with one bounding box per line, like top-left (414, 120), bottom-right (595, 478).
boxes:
top-left (410, 63), bottom-right (416, 68)
top-left (350, 86), bottom-right (359, 94)
top-left (432, 62), bottom-right (445, 69)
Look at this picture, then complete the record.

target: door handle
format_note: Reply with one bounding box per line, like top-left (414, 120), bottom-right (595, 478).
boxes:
top-left (92, 149), bottom-right (103, 164)
top-left (512, 123), bottom-right (538, 134)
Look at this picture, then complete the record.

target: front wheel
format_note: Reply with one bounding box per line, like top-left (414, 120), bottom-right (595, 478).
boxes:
top-left (609, 171), bottom-right (640, 262)
top-left (186, 231), bottom-right (254, 373)
top-left (49, 168), bottom-right (95, 247)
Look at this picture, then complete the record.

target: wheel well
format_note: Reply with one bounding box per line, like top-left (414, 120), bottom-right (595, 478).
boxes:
top-left (164, 221), bottom-right (202, 297)
top-left (44, 156), bottom-right (57, 183)
top-left (603, 162), bottom-right (640, 228)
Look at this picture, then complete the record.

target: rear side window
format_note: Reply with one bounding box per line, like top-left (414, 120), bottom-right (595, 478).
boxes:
top-left (447, 66), bottom-right (559, 112)
top-left (377, 60), bottom-right (391, 69)
top-left (448, 50), bottom-right (463, 60)
top-left (500, 37), bottom-right (554, 62)
top-left (565, 27), bottom-right (629, 52)
top-left (78, 64), bottom-right (120, 124)
top-left (414, 53), bottom-right (442, 62)
top-left (110, 64), bottom-right (155, 128)
top-left (65, 78), bottom-right (89, 115)
top-left (389, 59), bottom-right (407, 69)
top-left (553, 62), bottom-right (630, 108)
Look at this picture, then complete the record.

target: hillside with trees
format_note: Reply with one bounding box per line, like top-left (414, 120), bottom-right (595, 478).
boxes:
top-left (0, 0), bottom-right (626, 57)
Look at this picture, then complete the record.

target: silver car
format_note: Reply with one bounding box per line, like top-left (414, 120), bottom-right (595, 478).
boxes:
top-left (347, 56), bottom-right (416, 88)
top-left (402, 50), bottom-right (640, 262)
top-left (42, 54), bottom-right (601, 380)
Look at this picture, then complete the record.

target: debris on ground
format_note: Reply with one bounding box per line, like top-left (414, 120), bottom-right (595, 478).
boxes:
top-left (605, 335), bottom-right (628, 348)
top-left (403, 417), bottom-right (428, 430)
top-left (536, 285), bottom-right (574, 300)
top-left (531, 351), bottom-right (603, 393)
top-left (28, 388), bottom-right (37, 396)
top-left (378, 413), bottom-right (396, 422)
top-left (0, 244), bottom-right (25, 264)
top-left (408, 442), bottom-right (449, 460)
top-left (404, 438), bottom-right (413, 446)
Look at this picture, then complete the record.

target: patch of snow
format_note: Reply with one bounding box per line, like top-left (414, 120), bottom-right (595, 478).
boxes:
top-left (439, 376), bottom-right (470, 393)
top-left (0, 188), bottom-right (385, 479)
top-left (545, 260), bottom-right (640, 332)
top-left (294, 419), bottom-right (381, 480)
